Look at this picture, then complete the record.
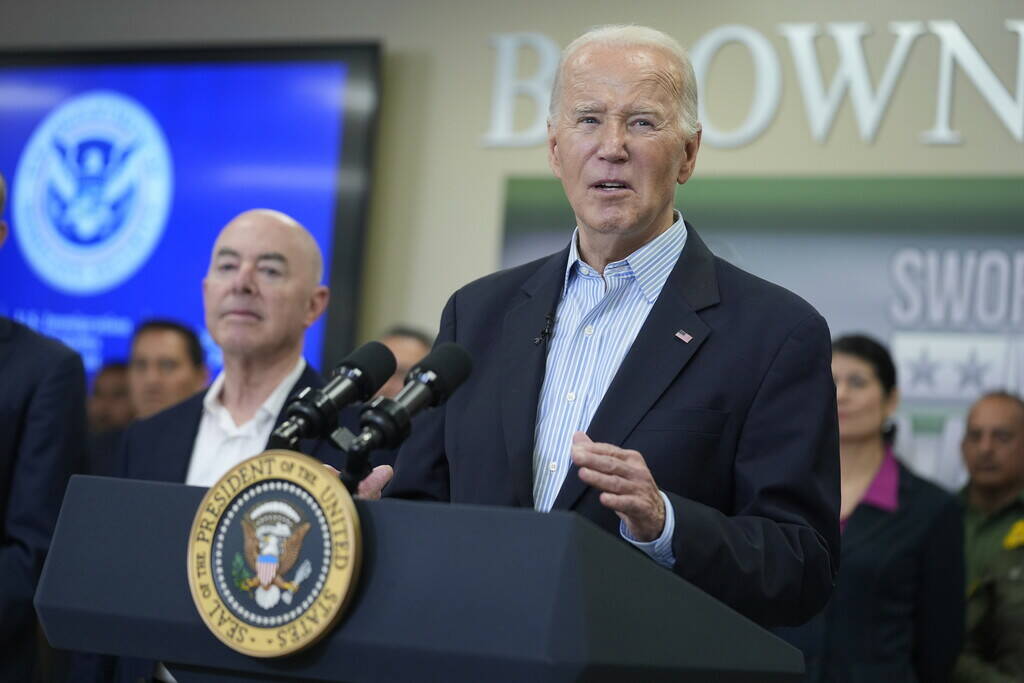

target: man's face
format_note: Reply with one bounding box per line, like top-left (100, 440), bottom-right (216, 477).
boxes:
top-left (130, 329), bottom-right (207, 419)
top-left (203, 212), bottom-right (328, 362)
top-left (88, 368), bottom-right (134, 433)
top-left (962, 396), bottom-right (1024, 496)
top-left (377, 335), bottom-right (431, 399)
top-left (547, 44), bottom-right (699, 244)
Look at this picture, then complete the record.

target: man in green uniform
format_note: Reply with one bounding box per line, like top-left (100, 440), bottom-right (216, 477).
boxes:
top-left (955, 391), bottom-right (1024, 682)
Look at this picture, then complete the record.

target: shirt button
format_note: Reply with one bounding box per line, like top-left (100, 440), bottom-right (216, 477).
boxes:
top-left (566, 391), bottom-right (576, 402)
top-left (549, 461), bottom-right (557, 472)
top-left (584, 325), bottom-right (595, 336)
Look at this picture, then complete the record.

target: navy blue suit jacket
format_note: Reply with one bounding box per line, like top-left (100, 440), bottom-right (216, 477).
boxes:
top-left (389, 225), bottom-right (841, 626)
top-left (0, 318), bottom-right (85, 681)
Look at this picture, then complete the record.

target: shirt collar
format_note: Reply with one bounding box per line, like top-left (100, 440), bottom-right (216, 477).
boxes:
top-left (562, 211), bottom-right (688, 303)
top-left (860, 447), bottom-right (901, 513)
top-left (204, 357), bottom-right (307, 426)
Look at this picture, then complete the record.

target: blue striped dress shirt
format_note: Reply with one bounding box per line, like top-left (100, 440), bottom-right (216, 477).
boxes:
top-left (532, 212), bottom-right (687, 567)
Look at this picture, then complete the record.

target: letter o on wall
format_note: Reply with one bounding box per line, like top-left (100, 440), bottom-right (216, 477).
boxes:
top-left (690, 25), bottom-right (783, 148)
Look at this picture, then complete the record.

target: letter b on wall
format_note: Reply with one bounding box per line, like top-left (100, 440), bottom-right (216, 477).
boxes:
top-left (483, 33), bottom-right (561, 147)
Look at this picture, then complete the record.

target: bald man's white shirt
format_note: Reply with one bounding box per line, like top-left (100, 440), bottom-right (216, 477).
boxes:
top-left (185, 358), bottom-right (305, 487)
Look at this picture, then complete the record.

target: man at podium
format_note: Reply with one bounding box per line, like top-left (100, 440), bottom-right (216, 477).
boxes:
top-left (386, 25), bottom-right (840, 628)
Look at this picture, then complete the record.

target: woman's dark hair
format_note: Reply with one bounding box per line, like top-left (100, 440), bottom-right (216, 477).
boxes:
top-left (832, 333), bottom-right (898, 444)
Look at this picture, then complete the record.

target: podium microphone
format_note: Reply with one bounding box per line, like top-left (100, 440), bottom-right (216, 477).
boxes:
top-left (268, 341), bottom-right (396, 450)
top-left (333, 342), bottom-right (472, 492)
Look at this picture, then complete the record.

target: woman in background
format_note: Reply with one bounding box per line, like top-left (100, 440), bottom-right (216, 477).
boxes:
top-left (804, 333), bottom-right (964, 682)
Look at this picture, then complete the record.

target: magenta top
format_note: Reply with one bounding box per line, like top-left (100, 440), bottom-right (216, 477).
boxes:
top-left (840, 448), bottom-right (900, 534)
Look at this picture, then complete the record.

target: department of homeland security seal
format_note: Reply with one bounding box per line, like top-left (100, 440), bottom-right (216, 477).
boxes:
top-left (12, 90), bottom-right (173, 295)
top-left (187, 450), bottom-right (361, 657)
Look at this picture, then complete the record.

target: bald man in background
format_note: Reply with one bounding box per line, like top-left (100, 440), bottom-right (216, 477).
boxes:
top-left (75, 209), bottom-right (384, 683)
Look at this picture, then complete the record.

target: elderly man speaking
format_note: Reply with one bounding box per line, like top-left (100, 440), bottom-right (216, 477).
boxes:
top-left (385, 25), bottom-right (840, 627)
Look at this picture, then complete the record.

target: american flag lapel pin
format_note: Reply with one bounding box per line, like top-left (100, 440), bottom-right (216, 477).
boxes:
top-left (675, 329), bottom-right (693, 343)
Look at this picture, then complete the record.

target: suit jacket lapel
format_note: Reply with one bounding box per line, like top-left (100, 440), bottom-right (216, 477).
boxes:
top-left (841, 506), bottom-right (892, 556)
top-left (274, 363), bottom-right (325, 456)
top-left (150, 395), bottom-right (204, 483)
top-left (273, 363), bottom-right (324, 426)
top-left (500, 248), bottom-right (569, 508)
top-left (841, 463), bottom-right (908, 555)
top-left (553, 225), bottom-right (721, 510)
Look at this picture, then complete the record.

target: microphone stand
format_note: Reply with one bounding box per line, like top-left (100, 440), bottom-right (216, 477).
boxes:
top-left (329, 396), bottom-right (411, 493)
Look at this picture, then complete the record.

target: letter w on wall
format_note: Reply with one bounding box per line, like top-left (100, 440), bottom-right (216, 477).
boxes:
top-left (780, 22), bottom-right (926, 143)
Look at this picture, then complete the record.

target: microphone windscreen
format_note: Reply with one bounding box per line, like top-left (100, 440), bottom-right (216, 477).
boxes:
top-left (413, 342), bottom-right (472, 401)
top-left (339, 341), bottom-right (397, 397)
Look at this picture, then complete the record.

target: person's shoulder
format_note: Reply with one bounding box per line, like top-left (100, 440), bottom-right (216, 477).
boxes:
top-left (704, 255), bottom-right (828, 350)
top-left (0, 319), bottom-right (84, 403)
top-left (127, 390), bottom-right (206, 436)
top-left (453, 250), bottom-right (565, 301)
top-left (119, 391), bottom-right (205, 478)
top-left (1, 316), bottom-right (81, 365)
top-left (713, 256), bottom-right (822, 323)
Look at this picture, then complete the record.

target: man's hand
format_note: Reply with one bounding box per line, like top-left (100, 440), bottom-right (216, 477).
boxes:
top-left (357, 465), bottom-right (393, 499)
top-left (322, 464), bottom-right (394, 500)
top-left (571, 431), bottom-right (666, 542)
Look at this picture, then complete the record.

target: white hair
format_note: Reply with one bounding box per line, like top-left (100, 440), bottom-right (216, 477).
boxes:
top-left (548, 24), bottom-right (701, 138)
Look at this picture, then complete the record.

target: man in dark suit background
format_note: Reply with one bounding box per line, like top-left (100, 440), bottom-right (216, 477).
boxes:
top-left (0, 172), bottom-right (87, 680)
top-left (385, 25), bottom-right (840, 627)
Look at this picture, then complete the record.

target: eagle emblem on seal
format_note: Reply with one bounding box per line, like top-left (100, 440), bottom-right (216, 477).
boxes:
top-left (240, 500), bottom-right (313, 610)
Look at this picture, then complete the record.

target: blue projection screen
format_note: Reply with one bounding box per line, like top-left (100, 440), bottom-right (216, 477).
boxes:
top-left (0, 44), bottom-right (379, 377)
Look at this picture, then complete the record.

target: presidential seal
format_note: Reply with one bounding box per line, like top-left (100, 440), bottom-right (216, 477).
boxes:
top-left (12, 90), bottom-right (173, 295)
top-left (187, 450), bottom-right (361, 657)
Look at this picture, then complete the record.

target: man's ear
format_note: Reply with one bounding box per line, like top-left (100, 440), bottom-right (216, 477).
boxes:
top-left (547, 122), bottom-right (562, 180)
top-left (305, 285), bottom-right (329, 327)
top-left (0, 220), bottom-right (7, 250)
top-left (676, 128), bottom-right (702, 186)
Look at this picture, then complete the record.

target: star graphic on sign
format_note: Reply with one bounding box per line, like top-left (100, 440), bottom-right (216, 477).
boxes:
top-left (957, 348), bottom-right (989, 390)
top-left (908, 348), bottom-right (940, 389)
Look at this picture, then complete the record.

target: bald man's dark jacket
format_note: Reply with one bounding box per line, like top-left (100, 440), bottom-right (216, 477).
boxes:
top-left (388, 225), bottom-right (841, 627)
top-left (0, 318), bottom-right (85, 682)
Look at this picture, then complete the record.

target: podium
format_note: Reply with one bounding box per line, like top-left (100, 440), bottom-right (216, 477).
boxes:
top-left (36, 476), bottom-right (803, 682)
